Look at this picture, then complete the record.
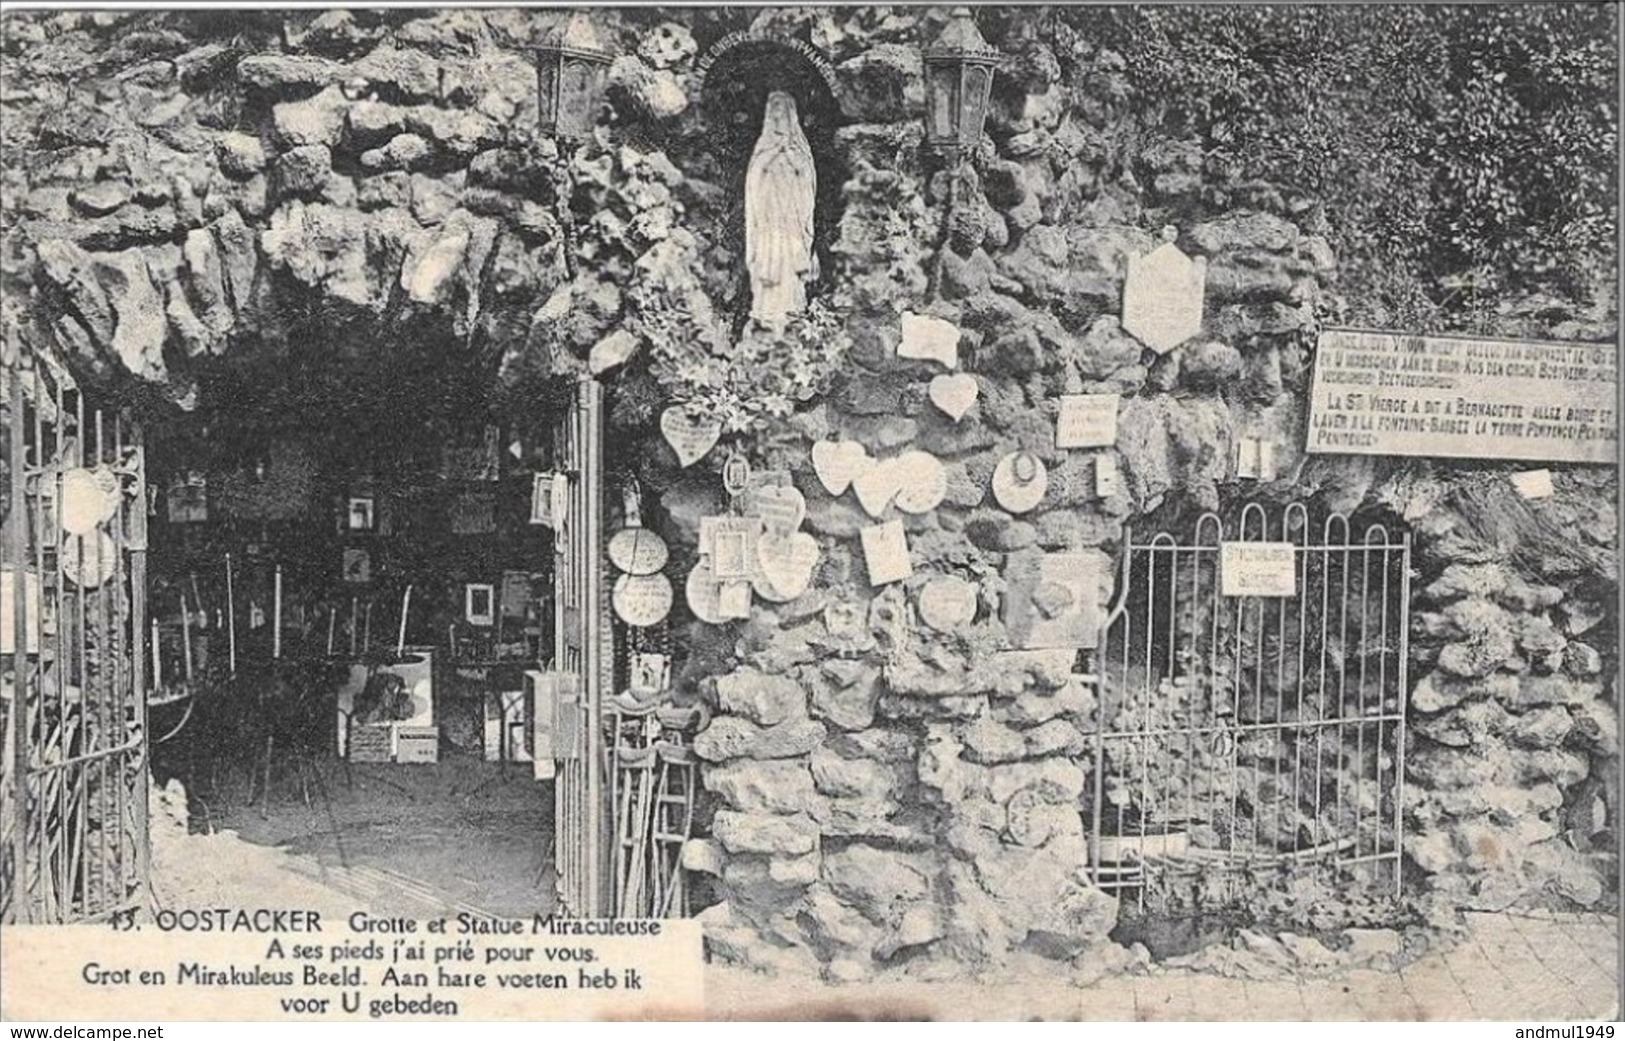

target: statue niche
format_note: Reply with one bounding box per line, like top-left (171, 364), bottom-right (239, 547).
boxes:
top-left (745, 91), bottom-right (817, 332)
top-left (694, 36), bottom-right (843, 334)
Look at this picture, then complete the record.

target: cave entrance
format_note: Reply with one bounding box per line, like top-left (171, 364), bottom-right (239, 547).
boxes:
top-left (1082, 502), bottom-right (1412, 947)
top-left (90, 322), bottom-right (622, 921)
top-left (137, 340), bottom-right (570, 919)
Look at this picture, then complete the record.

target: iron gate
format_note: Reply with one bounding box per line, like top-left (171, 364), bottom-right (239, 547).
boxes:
top-left (1083, 503), bottom-right (1410, 911)
top-left (3, 355), bottom-right (149, 923)
top-left (551, 377), bottom-right (611, 917)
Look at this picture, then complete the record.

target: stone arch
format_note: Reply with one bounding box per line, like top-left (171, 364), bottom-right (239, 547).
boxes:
top-left (696, 32), bottom-right (844, 117)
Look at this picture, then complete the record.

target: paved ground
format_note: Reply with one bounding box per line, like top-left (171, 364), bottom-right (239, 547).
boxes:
top-left (704, 910), bottom-right (1619, 1021)
top-left (153, 770), bottom-right (1617, 1021)
top-left (150, 755), bottom-right (555, 919)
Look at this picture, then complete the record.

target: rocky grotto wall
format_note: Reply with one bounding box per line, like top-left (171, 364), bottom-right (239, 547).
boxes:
top-left (1403, 472), bottom-right (1618, 912)
top-left (1, 7), bottom-right (1616, 983)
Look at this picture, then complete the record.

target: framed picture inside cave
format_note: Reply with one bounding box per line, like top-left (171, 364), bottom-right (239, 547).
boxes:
top-left (347, 496), bottom-right (375, 532)
top-left (465, 583), bottom-right (495, 627)
top-left (530, 473), bottom-right (556, 527)
top-left (166, 471), bottom-right (208, 524)
top-left (341, 547), bottom-right (372, 584)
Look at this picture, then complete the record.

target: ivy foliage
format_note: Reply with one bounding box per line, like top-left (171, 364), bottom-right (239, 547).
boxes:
top-left (1050, 4), bottom-right (1617, 330)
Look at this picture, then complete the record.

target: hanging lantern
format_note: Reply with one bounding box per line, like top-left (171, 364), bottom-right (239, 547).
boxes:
top-left (535, 10), bottom-right (613, 141)
top-left (922, 7), bottom-right (1001, 161)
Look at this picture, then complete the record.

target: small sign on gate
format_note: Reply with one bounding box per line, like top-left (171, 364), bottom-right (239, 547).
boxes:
top-left (1220, 542), bottom-right (1297, 597)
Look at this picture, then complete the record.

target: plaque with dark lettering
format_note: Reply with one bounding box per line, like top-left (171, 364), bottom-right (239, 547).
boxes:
top-left (1307, 329), bottom-right (1617, 463)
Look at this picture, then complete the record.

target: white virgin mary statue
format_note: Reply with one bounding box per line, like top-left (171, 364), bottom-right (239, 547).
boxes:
top-left (745, 91), bottom-right (817, 333)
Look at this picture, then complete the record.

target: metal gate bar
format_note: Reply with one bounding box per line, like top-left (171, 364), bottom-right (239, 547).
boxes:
top-left (1084, 503), bottom-right (1409, 913)
top-left (3, 354), bottom-right (147, 924)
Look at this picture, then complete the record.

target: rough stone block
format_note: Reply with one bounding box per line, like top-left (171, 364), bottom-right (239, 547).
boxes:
top-left (1410, 670), bottom-right (1517, 714)
top-left (1558, 596), bottom-right (1606, 637)
top-left (884, 652), bottom-right (1003, 698)
top-left (608, 55), bottom-right (688, 120)
top-left (210, 209), bottom-right (259, 313)
top-left (408, 107), bottom-right (500, 159)
top-left (1516, 614), bottom-right (1567, 658)
top-left (1509, 674), bottom-right (1604, 709)
top-left (1178, 339), bottom-right (1243, 390)
top-left (1022, 718), bottom-right (1084, 758)
top-left (360, 133), bottom-right (432, 173)
top-left (809, 747), bottom-right (903, 798)
top-left (141, 245), bottom-right (208, 358)
top-left (1433, 597), bottom-right (1519, 677)
top-left (964, 512), bottom-right (1036, 552)
top-left (272, 84), bottom-right (350, 149)
top-left (815, 795), bottom-right (930, 846)
top-left (961, 714), bottom-right (1027, 765)
top-left (237, 54), bottom-right (345, 96)
top-left (809, 661), bottom-right (882, 731)
top-left (96, 249), bottom-right (169, 380)
top-left (722, 857), bottom-right (818, 914)
top-left (1508, 704), bottom-right (1574, 749)
top-left (1568, 698), bottom-right (1618, 756)
top-left (1204, 252), bottom-right (1295, 303)
top-left (1564, 641), bottom-right (1604, 676)
top-left (769, 851), bottom-right (823, 887)
top-left (636, 21), bottom-right (697, 70)
top-left (882, 903), bottom-right (946, 957)
top-left (1188, 211), bottom-right (1298, 254)
top-left (1278, 932), bottom-right (1340, 969)
top-left (352, 45), bottom-right (442, 103)
top-left (346, 100), bottom-right (408, 147)
top-left (693, 717), bottom-right (824, 763)
top-left (703, 759), bottom-right (817, 815)
top-left (997, 649), bottom-right (1084, 691)
top-left (835, 44), bottom-right (923, 123)
top-left (1409, 697), bottom-right (1509, 748)
top-left (1032, 509), bottom-right (1121, 551)
top-left (1341, 927), bottom-right (1402, 970)
top-left (879, 693), bottom-right (987, 722)
top-left (822, 844), bottom-right (934, 920)
top-left (715, 668), bottom-right (808, 727)
top-left (797, 885), bottom-right (885, 961)
top-left (1523, 839), bottom-right (1606, 906)
top-left (997, 677), bottom-right (1096, 726)
top-left (1209, 302), bottom-right (1309, 344)
top-left (712, 811), bottom-right (819, 856)
top-left (1508, 748), bottom-right (1589, 788)
top-left (69, 181), bottom-right (132, 217)
top-left (271, 143), bottom-right (335, 198)
top-left (1422, 562), bottom-right (1510, 603)
top-left (826, 727), bottom-right (917, 763)
top-left (803, 488), bottom-right (870, 539)
top-left (839, 414), bottom-right (918, 452)
top-left (1432, 781), bottom-right (1562, 822)
top-left (1407, 739), bottom-right (1500, 789)
top-left (681, 838), bottom-right (724, 876)
top-left (408, 172), bottom-right (459, 225)
top-left (37, 238), bottom-right (117, 345)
